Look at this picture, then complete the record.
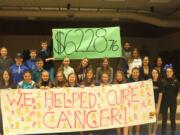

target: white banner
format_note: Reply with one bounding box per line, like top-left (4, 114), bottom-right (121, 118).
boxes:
top-left (0, 80), bottom-right (156, 135)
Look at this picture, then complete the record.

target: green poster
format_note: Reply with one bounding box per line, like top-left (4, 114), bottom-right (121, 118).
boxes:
top-left (52, 27), bottom-right (122, 60)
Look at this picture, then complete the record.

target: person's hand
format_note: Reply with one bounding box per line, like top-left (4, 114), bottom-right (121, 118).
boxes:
top-left (90, 84), bottom-right (95, 87)
top-left (155, 108), bottom-right (159, 116)
top-left (45, 86), bottom-right (50, 89)
top-left (149, 112), bottom-right (156, 117)
top-left (40, 86), bottom-right (46, 90)
top-left (45, 58), bottom-right (50, 62)
top-left (80, 85), bottom-right (84, 88)
top-left (17, 89), bottom-right (22, 94)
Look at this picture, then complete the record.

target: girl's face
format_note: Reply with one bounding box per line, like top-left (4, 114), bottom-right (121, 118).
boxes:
top-left (86, 70), bottom-right (94, 80)
top-left (116, 72), bottom-right (123, 82)
top-left (132, 50), bottom-right (138, 58)
top-left (132, 69), bottom-right (140, 80)
top-left (82, 58), bottom-right (88, 68)
top-left (42, 72), bottom-right (49, 81)
top-left (41, 43), bottom-right (48, 50)
top-left (152, 69), bottom-right (159, 80)
top-left (101, 73), bottom-right (109, 84)
top-left (63, 58), bottom-right (70, 67)
top-left (3, 71), bottom-right (10, 81)
top-left (143, 57), bottom-right (149, 66)
top-left (0, 48), bottom-right (8, 57)
top-left (56, 72), bottom-right (64, 82)
top-left (156, 58), bottom-right (162, 67)
top-left (24, 72), bottom-right (32, 82)
top-left (102, 59), bottom-right (109, 68)
top-left (68, 74), bottom-right (76, 84)
top-left (166, 68), bottom-right (174, 78)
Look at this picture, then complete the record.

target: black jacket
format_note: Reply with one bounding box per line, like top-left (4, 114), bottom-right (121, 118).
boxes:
top-left (162, 78), bottom-right (180, 104)
top-left (0, 56), bottom-right (13, 74)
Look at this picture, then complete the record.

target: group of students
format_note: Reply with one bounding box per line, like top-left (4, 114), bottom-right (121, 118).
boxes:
top-left (0, 41), bottom-right (179, 135)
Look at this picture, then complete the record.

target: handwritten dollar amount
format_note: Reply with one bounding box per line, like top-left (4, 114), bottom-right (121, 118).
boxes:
top-left (54, 28), bottom-right (119, 55)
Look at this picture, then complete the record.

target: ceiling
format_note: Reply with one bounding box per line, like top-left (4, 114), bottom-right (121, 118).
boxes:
top-left (0, 0), bottom-right (180, 27)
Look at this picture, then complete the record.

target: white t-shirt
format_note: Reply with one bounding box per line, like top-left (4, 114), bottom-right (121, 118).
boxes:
top-left (63, 66), bottom-right (74, 79)
top-left (128, 58), bottom-right (142, 75)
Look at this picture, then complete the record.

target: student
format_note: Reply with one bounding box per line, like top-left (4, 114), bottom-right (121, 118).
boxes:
top-left (36, 70), bottom-right (54, 89)
top-left (114, 70), bottom-right (127, 84)
top-left (10, 53), bottom-right (29, 85)
top-left (25, 49), bottom-right (37, 71)
top-left (76, 58), bottom-right (91, 83)
top-left (117, 42), bottom-right (131, 75)
top-left (100, 71), bottom-right (111, 85)
top-left (98, 72), bottom-right (117, 135)
top-left (80, 68), bottom-right (95, 135)
top-left (122, 42), bottom-right (132, 61)
top-left (65, 73), bottom-right (81, 135)
top-left (0, 70), bottom-right (15, 89)
top-left (128, 67), bottom-right (141, 135)
top-left (140, 56), bottom-right (152, 80)
top-left (66, 73), bottom-right (79, 87)
top-left (117, 42), bottom-right (131, 76)
top-left (154, 56), bottom-right (164, 79)
top-left (54, 71), bottom-right (67, 87)
top-left (148, 69), bottom-right (163, 135)
top-left (81, 68), bottom-right (96, 87)
top-left (128, 48), bottom-right (142, 77)
top-left (17, 70), bottom-right (36, 89)
top-left (161, 67), bottom-right (180, 135)
top-left (38, 40), bottom-right (54, 81)
top-left (96, 57), bottom-right (113, 84)
top-left (0, 47), bottom-right (13, 75)
top-left (58, 57), bottom-right (74, 79)
top-left (114, 70), bottom-right (128, 135)
top-left (0, 70), bottom-right (15, 135)
top-left (32, 58), bottom-right (45, 83)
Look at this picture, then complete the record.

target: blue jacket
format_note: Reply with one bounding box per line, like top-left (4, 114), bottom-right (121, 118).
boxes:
top-left (26, 59), bottom-right (37, 71)
top-left (32, 68), bottom-right (45, 83)
top-left (10, 64), bottom-right (29, 85)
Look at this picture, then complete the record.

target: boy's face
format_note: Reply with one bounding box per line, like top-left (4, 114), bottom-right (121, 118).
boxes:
top-left (123, 43), bottom-right (130, 50)
top-left (0, 48), bottom-right (8, 57)
top-left (132, 69), bottom-right (139, 80)
top-left (157, 58), bottom-right (162, 67)
top-left (36, 61), bottom-right (44, 69)
top-left (30, 52), bottom-right (37, 59)
top-left (41, 43), bottom-right (48, 50)
top-left (15, 57), bottom-right (23, 65)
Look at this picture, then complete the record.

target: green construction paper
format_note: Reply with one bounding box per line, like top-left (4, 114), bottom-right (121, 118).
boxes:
top-left (52, 27), bottom-right (122, 60)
